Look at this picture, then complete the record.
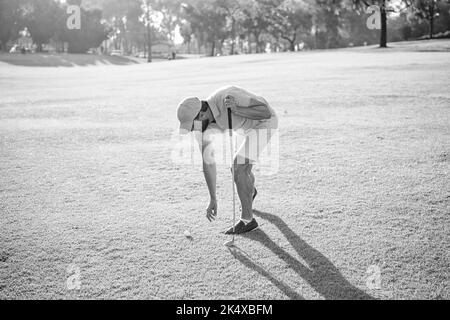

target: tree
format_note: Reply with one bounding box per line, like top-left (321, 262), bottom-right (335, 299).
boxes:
top-left (270, 0), bottom-right (313, 51)
top-left (99, 0), bottom-right (134, 53)
top-left (338, 5), bottom-right (379, 46)
top-left (352, 0), bottom-right (395, 47)
top-left (85, 0), bottom-right (163, 58)
top-left (241, 0), bottom-right (273, 53)
top-left (313, 0), bottom-right (347, 49)
top-left (181, 0), bottom-right (228, 56)
top-left (0, 0), bottom-right (27, 51)
top-left (179, 20), bottom-right (193, 52)
top-left (141, 0), bottom-right (155, 62)
top-left (153, 0), bottom-right (180, 43)
top-left (25, 0), bottom-right (61, 52)
top-left (409, 0), bottom-right (445, 38)
top-left (57, 2), bottom-right (111, 53)
top-left (216, 0), bottom-right (244, 54)
top-left (125, 0), bottom-right (147, 54)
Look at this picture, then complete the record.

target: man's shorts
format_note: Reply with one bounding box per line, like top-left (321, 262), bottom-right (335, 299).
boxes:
top-left (234, 116), bottom-right (278, 165)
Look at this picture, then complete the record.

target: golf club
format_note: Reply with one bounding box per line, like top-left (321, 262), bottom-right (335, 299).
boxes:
top-left (224, 107), bottom-right (236, 247)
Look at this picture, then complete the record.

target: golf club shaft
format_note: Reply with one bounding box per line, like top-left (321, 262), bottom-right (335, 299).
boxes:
top-left (227, 108), bottom-right (236, 240)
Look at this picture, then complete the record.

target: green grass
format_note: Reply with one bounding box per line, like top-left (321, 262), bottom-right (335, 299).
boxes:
top-left (0, 40), bottom-right (449, 299)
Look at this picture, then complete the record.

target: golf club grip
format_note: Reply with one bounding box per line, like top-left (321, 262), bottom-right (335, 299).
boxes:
top-left (227, 108), bottom-right (232, 131)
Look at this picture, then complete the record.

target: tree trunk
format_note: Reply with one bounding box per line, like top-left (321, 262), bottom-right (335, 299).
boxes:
top-left (196, 35), bottom-right (201, 54)
top-left (230, 19), bottom-right (235, 55)
top-left (314, 27), bottom-right (318, 50)
top-left (147, 24), bottom-right (152, 63)
top-left (210, 40), bottom-right (215, 56)
top-left (379, 1), bottom-right (387, 48)
top-left (283, 34), bottom-right (296, 52)
top-left (429, 14), bottom-right (434, 39)
top-left (273, 42), bottom-right (279, 53)
top-left (289, 40), bottom-right (295, 51)
top-left (218, 39), bottom-right (224, 55)
top-left (253, 32), bottom-right (260, 53)
top-left (429, 18), bottom-right (433, 39)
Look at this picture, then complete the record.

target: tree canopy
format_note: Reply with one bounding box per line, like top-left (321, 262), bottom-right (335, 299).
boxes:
top-left (0, 0), bottom-right (449, 55)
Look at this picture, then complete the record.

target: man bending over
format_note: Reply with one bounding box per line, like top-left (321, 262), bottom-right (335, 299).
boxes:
top-left (177, 86), bottom-right (278, 234)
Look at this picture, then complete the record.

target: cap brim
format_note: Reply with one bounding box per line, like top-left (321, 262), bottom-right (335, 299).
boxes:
top-left (179, 121), bottom-right (193, 134)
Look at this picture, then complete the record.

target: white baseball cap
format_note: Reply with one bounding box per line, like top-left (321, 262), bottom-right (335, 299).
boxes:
top-left (177, 97), bottom-right (202, 134)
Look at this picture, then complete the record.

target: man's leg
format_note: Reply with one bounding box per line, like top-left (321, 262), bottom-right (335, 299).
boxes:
top-left (234, 159), bottom-right (254, 221)
top-left (224, 132), bottom-right (261, 234)
top-left (233, 131), bottom-right (259, 220)
top-left (225, 160), bottom-right (258, 234)
top-left (247, 165), bottom-right (255, 190)
top-left (226, 125), bottom-right (277, 234)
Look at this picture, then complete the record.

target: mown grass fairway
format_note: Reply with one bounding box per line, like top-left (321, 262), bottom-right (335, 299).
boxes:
top-left (0, 40), bottom-right (449, 299)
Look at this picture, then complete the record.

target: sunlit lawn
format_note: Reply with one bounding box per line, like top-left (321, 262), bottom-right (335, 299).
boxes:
top-left (0, 39), bottom-right (449, 299)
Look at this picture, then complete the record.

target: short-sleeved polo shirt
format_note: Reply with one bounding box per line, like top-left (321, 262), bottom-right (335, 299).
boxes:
top-left (206, 86), bottom-right (277, 132)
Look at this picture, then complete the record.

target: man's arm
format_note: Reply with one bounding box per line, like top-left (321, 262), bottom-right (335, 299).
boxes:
top-left (197, 136), bottom-right (218, 221)
top-left (225, 96), bottom-right (271, 120)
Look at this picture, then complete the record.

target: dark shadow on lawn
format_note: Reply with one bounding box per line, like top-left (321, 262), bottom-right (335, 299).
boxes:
top-left (0, 53), bottom-right (139, 67)
top-left (228, 247), bottom-right (304, 300)
top-left (229, 210), bottom-right (375, 300)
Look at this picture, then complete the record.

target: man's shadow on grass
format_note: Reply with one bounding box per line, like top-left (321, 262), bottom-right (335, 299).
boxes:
top-left (229, 210), bottom-right (375, 300)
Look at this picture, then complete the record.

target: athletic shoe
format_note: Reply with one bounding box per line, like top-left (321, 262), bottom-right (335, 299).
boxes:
top-left (225, 218), bottom-right (259, 235)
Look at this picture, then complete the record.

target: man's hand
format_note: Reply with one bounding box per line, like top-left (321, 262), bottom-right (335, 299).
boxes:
top-left (206, 199), bottom-right (218, 222)
top-left (223, 95), bottom-right (237, 113)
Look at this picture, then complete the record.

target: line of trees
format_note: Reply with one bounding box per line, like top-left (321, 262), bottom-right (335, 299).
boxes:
top-left (353, 0), bottom-right (450, 47)
top-left (1, 0), bottom-right (449, 56)
top-left (88, 0), bottom-right (450, 55)
top-left (175, 0), bottom-right (450, 53)
top-left (0, 0), bottom-right (111, 53)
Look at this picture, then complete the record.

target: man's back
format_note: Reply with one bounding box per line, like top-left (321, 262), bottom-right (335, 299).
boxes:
top-left (206, 86), bottom-right (277, 132)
